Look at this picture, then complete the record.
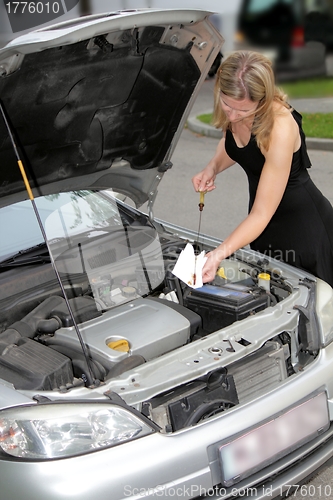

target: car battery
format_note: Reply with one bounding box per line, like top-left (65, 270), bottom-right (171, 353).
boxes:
top-left (183, 284), bottom-right (269, 334)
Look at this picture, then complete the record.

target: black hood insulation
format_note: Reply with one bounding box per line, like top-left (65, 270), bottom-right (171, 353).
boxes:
top-left (0, 27), bottom-right (200, 198)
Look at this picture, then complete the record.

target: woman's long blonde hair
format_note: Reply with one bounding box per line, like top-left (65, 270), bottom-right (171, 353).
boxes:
top-left (213, 51), bottom-right (289, 151)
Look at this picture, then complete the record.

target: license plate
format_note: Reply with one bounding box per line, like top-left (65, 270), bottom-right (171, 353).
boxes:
top-left (219, 391), bottom-right (329, 487)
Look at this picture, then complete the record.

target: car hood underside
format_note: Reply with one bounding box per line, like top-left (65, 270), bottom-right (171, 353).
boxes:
top-left (0, 10), bottom-right (221, 207)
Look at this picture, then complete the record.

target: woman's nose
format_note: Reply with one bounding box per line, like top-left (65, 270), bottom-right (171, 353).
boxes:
top-left (228, 109), bottom-right (238, 120)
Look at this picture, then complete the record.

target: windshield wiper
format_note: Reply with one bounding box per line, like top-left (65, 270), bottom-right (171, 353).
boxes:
top-left (0, 242), bottom-right (51, 268)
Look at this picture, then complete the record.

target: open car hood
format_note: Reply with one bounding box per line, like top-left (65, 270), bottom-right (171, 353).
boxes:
top-left (0, 9), bottom-right (223, 208)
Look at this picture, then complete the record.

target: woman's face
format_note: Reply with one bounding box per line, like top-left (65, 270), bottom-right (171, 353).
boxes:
top-left (219, 92), bottom-right (258, 123)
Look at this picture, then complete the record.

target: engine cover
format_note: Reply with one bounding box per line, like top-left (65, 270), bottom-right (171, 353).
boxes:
top-left (47, 297), bottom-right (201, 368)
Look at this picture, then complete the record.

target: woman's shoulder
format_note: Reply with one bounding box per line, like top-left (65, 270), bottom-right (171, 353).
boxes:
top-left (272, 101), bottom-right (296, 128)
top-left (269, 102), bottom-right (300, 152)
top-left (272, 99), bottom-right (292, 115)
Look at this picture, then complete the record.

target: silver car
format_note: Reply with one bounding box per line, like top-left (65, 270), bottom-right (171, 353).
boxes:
top-left (0, 8), bottom-right (332, 500)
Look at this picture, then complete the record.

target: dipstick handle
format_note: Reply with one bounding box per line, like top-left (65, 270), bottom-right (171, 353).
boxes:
top-left (198, 190), bottom-right (206, 212)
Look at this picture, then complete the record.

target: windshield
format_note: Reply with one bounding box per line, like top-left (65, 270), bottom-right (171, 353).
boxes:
top-left (0, 190), bottom-right (164, 310)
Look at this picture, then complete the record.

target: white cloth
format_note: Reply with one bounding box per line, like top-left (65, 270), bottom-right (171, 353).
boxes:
top-left (172, 243), bottom-right (207, 288)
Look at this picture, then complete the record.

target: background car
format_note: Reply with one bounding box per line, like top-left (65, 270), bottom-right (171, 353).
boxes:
top-left (237, 0), bottom-right (332, 79)
top-left (0, 8), bottom-right (333, 500)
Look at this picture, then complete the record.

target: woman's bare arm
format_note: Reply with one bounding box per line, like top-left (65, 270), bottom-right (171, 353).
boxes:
top-left (192, 137), bottom-right (235, 193)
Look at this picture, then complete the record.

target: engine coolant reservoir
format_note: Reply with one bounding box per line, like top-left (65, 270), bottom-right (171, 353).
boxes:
top-left (258, 272), bottom-right (270, 291)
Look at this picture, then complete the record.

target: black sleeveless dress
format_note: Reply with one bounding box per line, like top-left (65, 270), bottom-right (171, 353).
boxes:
top-left (225, 109), bottom-right (333, 287)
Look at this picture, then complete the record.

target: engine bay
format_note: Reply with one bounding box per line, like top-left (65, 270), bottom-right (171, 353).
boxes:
top-left (0, 192), bottom-right (317, 431)
top-left (0, 235), bottom-right (294, 385)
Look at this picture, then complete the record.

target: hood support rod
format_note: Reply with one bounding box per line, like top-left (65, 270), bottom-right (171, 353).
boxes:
top-left (0, 100), bottom-right (99, 388)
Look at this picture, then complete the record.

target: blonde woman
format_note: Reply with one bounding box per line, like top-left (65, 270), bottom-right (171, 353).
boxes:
top-left (192, 51), bottom-right (333, 287)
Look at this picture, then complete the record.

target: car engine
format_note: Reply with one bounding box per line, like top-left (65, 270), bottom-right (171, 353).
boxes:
top-left (0, 234), bottom-right (292, 387)
top-left (0, 216), bottom-right (318, 432)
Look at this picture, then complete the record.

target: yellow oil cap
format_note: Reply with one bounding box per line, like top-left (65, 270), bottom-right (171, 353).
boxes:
top-left (107, 339), bottom-right (130, 352)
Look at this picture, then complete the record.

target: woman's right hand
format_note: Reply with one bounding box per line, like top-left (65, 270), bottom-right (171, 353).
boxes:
top-left (192, 164), bottom-right (217, 193)
top-left (192, 137), bottom-right (234, 192)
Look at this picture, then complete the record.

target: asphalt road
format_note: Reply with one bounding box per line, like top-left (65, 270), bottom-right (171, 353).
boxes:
top-left (146, 79), bottom-right (333, 499)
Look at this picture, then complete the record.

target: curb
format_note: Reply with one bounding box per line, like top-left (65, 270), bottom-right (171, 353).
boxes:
top-left (187, 112), bottom-right (333, 152)
top-left (187, 114), bottom-right (223, 139)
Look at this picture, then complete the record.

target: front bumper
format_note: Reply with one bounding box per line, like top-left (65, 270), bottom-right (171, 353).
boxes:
top-left (1, 360), bottom-right (333, 500)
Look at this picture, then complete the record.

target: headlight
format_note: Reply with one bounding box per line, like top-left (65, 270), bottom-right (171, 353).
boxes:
top-left (0, 403), bottom-right (155, 459)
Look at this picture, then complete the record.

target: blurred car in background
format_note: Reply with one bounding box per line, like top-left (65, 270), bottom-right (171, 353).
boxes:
top-left (237, 0), bottom-right (333, 79)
